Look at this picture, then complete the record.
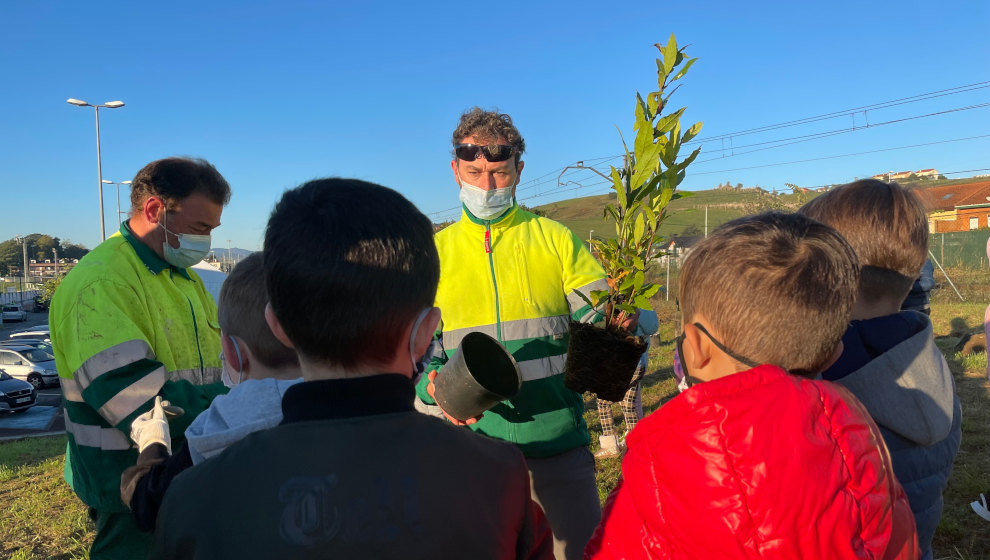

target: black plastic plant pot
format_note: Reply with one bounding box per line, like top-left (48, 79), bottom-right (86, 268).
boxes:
top-left (434, 332), bottom-right (522, 422)
top-left (564, 320), bottom-right (647, 402)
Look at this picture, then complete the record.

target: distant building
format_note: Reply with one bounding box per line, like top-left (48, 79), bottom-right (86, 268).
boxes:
top-left (9, 259), bottom-right (78, 280)
top-left (872, 169), bottom-right (939, 182)
top-left (912, 180), bottom-right (990, 233)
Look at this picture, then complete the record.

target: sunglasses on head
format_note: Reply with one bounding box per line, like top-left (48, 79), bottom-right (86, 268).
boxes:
top-left (454, 143), bottom-right (516, 162)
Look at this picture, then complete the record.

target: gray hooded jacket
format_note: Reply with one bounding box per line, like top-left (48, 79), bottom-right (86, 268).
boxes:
top-left (825, 313), bottom-right (961, 560)
top-left (185, 377), bottom-right (302, 465)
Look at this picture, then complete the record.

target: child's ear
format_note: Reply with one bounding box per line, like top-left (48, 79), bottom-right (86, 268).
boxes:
top-left (221, 333), bottom-right (247, 373)
top-left (264, 303), bottom-right (294, 349)
top-left (413, 307), bottom-right (441, 356)
top-left (681, 322), bottom-right (712, 372)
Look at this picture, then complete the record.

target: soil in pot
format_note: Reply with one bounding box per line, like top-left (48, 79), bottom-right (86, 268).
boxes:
top-left (564, 320), bottom-right (647, 402)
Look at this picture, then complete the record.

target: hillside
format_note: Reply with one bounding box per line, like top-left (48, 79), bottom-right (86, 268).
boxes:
top-left (535, 187), bottom-right (817, 243)
top-left (535, 177), bottom-right (989, 243)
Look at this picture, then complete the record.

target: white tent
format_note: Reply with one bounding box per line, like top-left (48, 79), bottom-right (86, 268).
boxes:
top-left (191, 261), bottom-right (227, 304)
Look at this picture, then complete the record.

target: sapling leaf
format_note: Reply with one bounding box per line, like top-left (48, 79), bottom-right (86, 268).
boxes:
top-left (663, 34), bottom-right (677, 74)
top-left (641, 284), bottom-right (662, 298)
top-left (672, 57), bottom-right (697, 82)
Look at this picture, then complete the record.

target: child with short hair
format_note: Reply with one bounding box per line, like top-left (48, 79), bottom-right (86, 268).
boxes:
top-left (585, 212), bottom-right (917, 559)
top-left (122, 251), bottom-right (303, 530)
top-left (800, 179), bottom-right (962, 559)
top-left (150, 178), bottom-right (552, 559)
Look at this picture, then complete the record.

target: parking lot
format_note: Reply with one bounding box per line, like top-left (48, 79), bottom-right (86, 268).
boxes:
top-left (0, 308), bottom-right (63, 438)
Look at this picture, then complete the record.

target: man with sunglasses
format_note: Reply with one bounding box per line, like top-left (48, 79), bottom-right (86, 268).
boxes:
top-left (415, 108), bottom-right (608, 560)
top-left (50, 157), bottom-right (230, 559)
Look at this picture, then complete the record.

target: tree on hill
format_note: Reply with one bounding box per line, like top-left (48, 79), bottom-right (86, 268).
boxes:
top-left (61, 241), bottom-right (89, 260)
top-left (519, 203), bottom-right (546, 217)
top-left (681, 224), bottom-right (702, 236)
top-left (0, 235), bottom-right (90, 275)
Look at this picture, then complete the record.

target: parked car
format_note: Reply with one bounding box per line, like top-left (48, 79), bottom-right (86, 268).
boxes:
top-left (0, 369), bottom-right (36, 413)
top-left (1, 304), bottom-right (27, 322)
top-left (0, 345), bottom-right (58, 389)
top-left (9, 325), bottom-right (50, 343)
top-left (0, 339), bottom-right (54, 359)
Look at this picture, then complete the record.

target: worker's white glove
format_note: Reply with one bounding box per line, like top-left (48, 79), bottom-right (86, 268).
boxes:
top-left (129, 396), bottom-right (172, 454)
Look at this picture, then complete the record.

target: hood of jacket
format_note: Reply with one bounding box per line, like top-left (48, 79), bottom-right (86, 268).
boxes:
top-left (185, 377), bottom-right (302, 464)
top-left (829, 312), bottom-right (955, 446)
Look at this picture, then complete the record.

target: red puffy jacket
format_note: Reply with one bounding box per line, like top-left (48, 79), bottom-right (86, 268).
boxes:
top-left (586, 365), bottom-right (918, 559)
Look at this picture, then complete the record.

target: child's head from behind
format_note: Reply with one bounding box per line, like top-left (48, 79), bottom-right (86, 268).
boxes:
top-left (218, 252), bottom-right (298, 372)
top-left (679, 212), bottom-right (859, 376)
top-left (263, 178), bottom-right (439, 370)
top-left (798, 179), bottom-right (928, 304)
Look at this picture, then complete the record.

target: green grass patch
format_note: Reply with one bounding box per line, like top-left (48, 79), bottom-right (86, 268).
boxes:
top-left (0, 435), bottom-right (92, 559)
top-left (1, 299), bottom-right (987, 557)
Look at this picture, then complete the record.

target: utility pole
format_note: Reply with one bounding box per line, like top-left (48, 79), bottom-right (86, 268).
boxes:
top-left (704, 206), bottom-right (709, 238)
top-left (15, 236), bottom-right (27, 304)
top-left (53, 248), bottom-right (59, 278)
top-left (664, 252), bottom-right (671, 301)
top-left (227, 240), bottom-right (232, 271)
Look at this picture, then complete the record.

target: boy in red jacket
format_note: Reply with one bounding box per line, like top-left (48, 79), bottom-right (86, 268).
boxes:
top-left (586, 212), bottom-right (918, 559)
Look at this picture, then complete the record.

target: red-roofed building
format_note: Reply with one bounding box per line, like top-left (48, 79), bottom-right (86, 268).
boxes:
top-left (912, 181), bottom-right (990, 232)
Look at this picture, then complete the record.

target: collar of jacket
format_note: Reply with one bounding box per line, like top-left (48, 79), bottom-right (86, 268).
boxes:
top-left (460, 202), bottom-right (520, 229)
top-left (119, 219), bottom-right (191, 280)
top-left (280, 373), bottom-right (416, 424)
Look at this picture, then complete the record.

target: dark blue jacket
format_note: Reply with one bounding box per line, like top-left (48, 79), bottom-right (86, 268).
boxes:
top-left (822, 311), bottom-right (961, 560)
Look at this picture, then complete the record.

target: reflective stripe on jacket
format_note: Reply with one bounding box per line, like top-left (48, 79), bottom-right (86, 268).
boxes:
top-left (51, 222), bottom-right (226, 511)
top-left (416, 205), bottom-right (606, 457)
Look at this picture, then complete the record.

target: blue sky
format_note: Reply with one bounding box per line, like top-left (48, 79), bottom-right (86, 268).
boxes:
top-left (1, 0), bottom-right (987, 251)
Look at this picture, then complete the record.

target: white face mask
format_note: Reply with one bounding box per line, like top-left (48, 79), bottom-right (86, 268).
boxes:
top-left (220, 336), bottom-right (244, 389)
top-left (409, 308), bottom-right (437, 383)
top-left (160, 212), bottom-right (212, 268)
top-left (458, 179), bottom-right (515, 220)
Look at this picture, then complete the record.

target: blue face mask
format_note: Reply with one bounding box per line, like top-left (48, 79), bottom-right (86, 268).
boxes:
top-left (458, 177), bottom-right (515, 220)
top-left (409, 308), bottom-right (437, 383)
top-left (160, 212), bottom-right (211, 268)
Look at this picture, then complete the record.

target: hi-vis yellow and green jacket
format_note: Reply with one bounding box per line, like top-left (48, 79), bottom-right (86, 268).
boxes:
top-left (51, 222), bottom-right (226, 512)
top-left (416, 205), bottom-right (607, 458)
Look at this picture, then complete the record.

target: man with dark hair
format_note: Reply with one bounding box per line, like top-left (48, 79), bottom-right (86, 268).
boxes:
top-left (150, 178), bottom-right (552, 559)
top-left (50, 156), bottom-right (231, 559)
top-left (415, 107), bottom-right (608, 559)
top-left (119, 252), bottom-right (302, 531)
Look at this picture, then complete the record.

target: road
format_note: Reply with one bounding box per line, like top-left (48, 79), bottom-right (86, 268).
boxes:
top-left (0, 308), bottom-right (63, 438)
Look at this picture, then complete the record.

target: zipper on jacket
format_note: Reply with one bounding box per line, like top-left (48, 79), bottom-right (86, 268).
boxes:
top-left (485, 223), bottom-right (503, 342)
top-left (173, 269), bottom-right (207, 380)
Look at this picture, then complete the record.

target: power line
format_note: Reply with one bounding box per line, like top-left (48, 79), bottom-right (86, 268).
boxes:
top-left (685, 80), bottom-right (990, 144)
top-left (428, 81), bottom-right (990, 220)
top-left (692, 102), bottom-right (990, 162)
top-left (689, 133), bottom-right (990, 176)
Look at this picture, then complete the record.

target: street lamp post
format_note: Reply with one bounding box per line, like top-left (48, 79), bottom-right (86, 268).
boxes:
top-left (67, 98), bottom-right (125, 242)
top-left (588, 229), bottom-right (594, 250)
top-left (102, 179), bottom-right (133, 227)
top-left (14, 236), bottom-right (27, 304)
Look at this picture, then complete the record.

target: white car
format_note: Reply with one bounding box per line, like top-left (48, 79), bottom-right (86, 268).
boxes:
top-left (9, 325), bottom-right (50, 342)
top-left (1, 304), bottom-right (27, 322)
top-left (0, 345), bottom-right (58, 389)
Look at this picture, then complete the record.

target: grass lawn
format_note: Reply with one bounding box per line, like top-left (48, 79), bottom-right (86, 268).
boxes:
top-left (1, 299), bottom-right (987, 558)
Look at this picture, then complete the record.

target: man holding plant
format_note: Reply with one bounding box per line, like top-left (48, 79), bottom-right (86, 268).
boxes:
top-left (415, 107), bottom-right (608, 560)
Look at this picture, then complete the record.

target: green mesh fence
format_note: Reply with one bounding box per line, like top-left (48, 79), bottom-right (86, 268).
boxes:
top-left (930, 231), bottom-right (990, 270)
